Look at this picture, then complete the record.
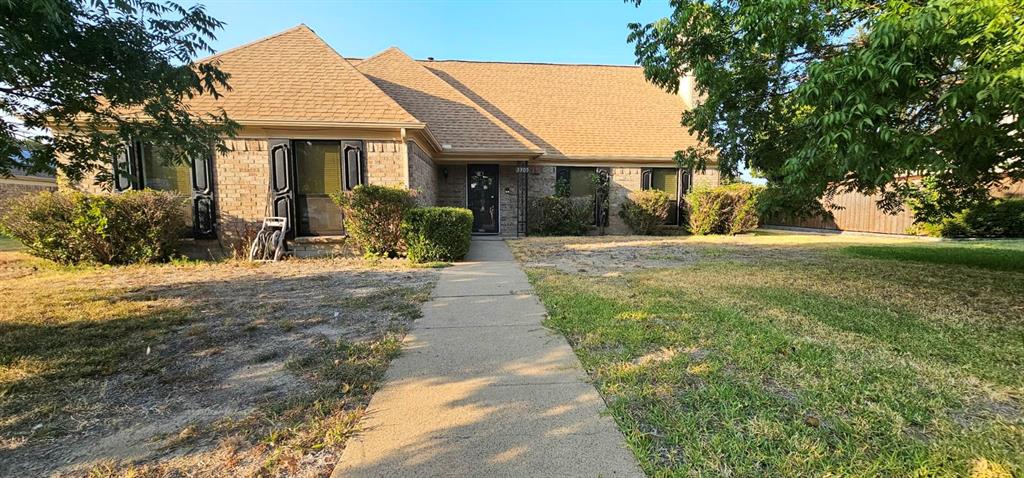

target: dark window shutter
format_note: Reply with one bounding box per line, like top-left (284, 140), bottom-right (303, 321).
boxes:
top-left (555, 167), bottom-right (570, 197)
top-left (640, 168), bottom-right (652, 190)
top-left (343, 141), bottom-right (365, 190)
top-left (191, 154), bottom-right (216, 238)
top-left (268, 139), bottom-right (295, 236)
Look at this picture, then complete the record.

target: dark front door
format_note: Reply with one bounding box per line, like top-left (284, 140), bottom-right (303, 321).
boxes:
top-left (467, 164), bottom-right (499, 234)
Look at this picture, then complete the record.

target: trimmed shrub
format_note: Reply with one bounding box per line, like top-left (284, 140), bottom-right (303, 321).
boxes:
top-left (528, 195), bottom-right (592, 236)
top-left (0, 190), bottom-right (188, 265)
top-left (685, 183), bottom-right (764, 235)
top-left (402, 207), bottom-right (473, 263)
top-left (912, 198), bottom-right (1024, 237)
top-left (332, 184), bottom-right (415, 257)
top-left (619, 189), bottom-right (671, 235)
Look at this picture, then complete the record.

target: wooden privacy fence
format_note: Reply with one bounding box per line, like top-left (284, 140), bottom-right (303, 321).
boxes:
top-left (765, 179), bottom-right (1024, 235)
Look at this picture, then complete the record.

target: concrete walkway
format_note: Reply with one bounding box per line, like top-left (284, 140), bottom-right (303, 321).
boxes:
top-left (334, 238), bottom-right (642, 477)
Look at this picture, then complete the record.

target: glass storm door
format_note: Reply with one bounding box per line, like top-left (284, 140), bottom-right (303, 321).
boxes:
top-left (467, 164), bottom-right (499, 234)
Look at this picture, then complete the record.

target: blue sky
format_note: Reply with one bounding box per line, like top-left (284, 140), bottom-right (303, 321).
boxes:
top-left (195, 0), bottom-right (672, 64)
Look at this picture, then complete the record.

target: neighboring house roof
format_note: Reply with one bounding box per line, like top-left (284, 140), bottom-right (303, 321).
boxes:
top-left (186, 25), bottom-right (420, 126)
top-left (356, 48), bottom-right (540, 154)
top-left (421, 60), bottom-right (700, 160)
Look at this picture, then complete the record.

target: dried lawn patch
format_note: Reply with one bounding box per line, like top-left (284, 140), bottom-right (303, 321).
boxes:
top-left (0, 252), bottom-right (436, 477)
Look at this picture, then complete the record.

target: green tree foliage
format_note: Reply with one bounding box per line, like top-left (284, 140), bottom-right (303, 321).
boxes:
top-left (628, 0), bottom-right (1024, 220)
top-left (0, 0), bottom-right (237, 184)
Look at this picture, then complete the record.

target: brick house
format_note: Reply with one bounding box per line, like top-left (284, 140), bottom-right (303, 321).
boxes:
top-left (66, 25), bottom-right (718, 252)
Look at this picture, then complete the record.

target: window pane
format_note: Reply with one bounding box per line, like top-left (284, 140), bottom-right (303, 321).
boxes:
top-left (296, 141), bottom-right (342, 194)
top-left (651, 169), bottom-right (678, 199)
top-left (141, 144), bottom-right (191, 194)
top-left (295, 140), bottom-right (344, 236)
top-left (568, 168), bottom-right (596, 198)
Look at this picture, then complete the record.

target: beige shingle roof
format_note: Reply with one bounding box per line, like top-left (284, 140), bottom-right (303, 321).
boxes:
top-left (421, 60), bottom-right (700, 159)
top-left (187, 25), bottom-right (418, 125)
top-left (356, 48), bottom-right (539, 153)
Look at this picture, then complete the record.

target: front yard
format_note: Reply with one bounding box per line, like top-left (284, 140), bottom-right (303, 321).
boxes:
top-left (510, 232), bottom-right (1024, 476)
top-left (0, 250), bottom-right (435, 476)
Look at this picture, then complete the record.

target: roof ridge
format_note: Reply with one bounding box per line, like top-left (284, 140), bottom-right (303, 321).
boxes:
top-left (356, 46), bottom-right (540, 151)
top-left (357, 46), bottom-right (402, 67)
top-left (290, 29), bottom-right (419, 125)
top-left (357, 47), bottom-right (542, 153)
top-left (195, 24), bottom-right (310, 63)
top-left (418, 58), bottom-right (642, 68)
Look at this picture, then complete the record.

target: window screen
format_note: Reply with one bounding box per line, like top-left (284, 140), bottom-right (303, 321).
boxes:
top-left (294, 140), bottom-right (344, 235)
top-left (140, 144), bottom-right (191, 194)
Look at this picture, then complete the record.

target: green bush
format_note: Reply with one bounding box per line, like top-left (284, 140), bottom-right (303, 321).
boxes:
top-left (911, 198), bottom-right (1024, 237)
top-left (685, 183), bottom-right (764, 235)
top-left (332, 185), bottom-right (415, 257)
top-left (619, 189), bottom-right (670, 235)
top-left (401, 207), bottom-right (473, 263)
top-left (0, 190), bottom-right (188, 265)
top-left (528, 195), bottom-right (592, 236)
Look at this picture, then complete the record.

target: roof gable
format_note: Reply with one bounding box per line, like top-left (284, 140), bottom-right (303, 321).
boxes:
top-left (356, 48), bottom-right (538, 153)
top-left (421, 60), bottom-right (699, 159)
top-left (186, 25), bottom-right (418, 125)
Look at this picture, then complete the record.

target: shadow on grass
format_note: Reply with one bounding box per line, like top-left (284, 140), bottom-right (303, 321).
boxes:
top-left (843, 244), bottom-right (1024, 272)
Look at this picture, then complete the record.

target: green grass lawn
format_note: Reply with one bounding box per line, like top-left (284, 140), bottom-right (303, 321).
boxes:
top-left (0, 235), bottom-right (22, 251)
top-left (514, 235), bottom-right (1024, 477)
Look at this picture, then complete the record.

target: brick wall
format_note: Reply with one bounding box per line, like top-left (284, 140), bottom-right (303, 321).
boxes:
top-left (528, 165), bottom-right (556, 199)
top-left (407, 141), bottom-right (437, 206)
top-left (215, 138), bottom-right (269, 241)
top-left (436, 164), bottom-right (466, 208)
top-left (0, 180), bottom-right (57, 212)
top-left (608, 167), bottom-right (643, 234)
top-left (365, 140), bottom-right (405, 188)
top-left (498, 164), bottom-right (520, 237)
top-left (691, 168), bottom-right (720, 189)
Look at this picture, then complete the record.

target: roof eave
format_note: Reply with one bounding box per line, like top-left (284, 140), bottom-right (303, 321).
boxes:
top-left (237, 119), bottom-right (427, 129)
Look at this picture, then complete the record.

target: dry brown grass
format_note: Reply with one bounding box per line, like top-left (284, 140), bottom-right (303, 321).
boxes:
top-left (0, 251), bottom-right (436, 477)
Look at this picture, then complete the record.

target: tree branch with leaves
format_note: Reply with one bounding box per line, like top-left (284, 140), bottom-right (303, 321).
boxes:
top-left (0, 0), bottom-right (238, 186)
top-left (629, 0), bottom-right (1024, 222)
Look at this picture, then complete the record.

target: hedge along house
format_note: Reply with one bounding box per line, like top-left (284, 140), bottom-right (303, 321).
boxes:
top-left (65, 25), bottom-right (718, 254)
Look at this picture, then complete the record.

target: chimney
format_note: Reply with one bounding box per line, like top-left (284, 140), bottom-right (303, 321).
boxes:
top-left (679, 73), bottom-right (698, 109)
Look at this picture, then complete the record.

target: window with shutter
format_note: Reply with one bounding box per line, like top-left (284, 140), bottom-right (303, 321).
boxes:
top-left (643, 167), bottom-right (685, 226)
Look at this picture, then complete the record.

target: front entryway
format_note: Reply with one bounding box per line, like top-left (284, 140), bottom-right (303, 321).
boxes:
top-left (467, 164), bottom-right (499, 234)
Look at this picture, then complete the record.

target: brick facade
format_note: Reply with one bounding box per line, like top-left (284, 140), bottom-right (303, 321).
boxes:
top-left (436, 164), bottom-right (467, 208)
top-left (215, 138), bottom-right (270, 241)
top-left (691, 168), bottom-right (720, 190)
top-left (365, 140), bottom-right (406, 188)
top-left (0, 179), bottom-right (57, 212)
top-left (407, 142), bottom-right (437, 206)
top-left (498, 164), bottom-right (520, 237)
top-left (58, 133), bottom-right (723, 253)
top-left (608, 167), bottom-right (643, 234)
